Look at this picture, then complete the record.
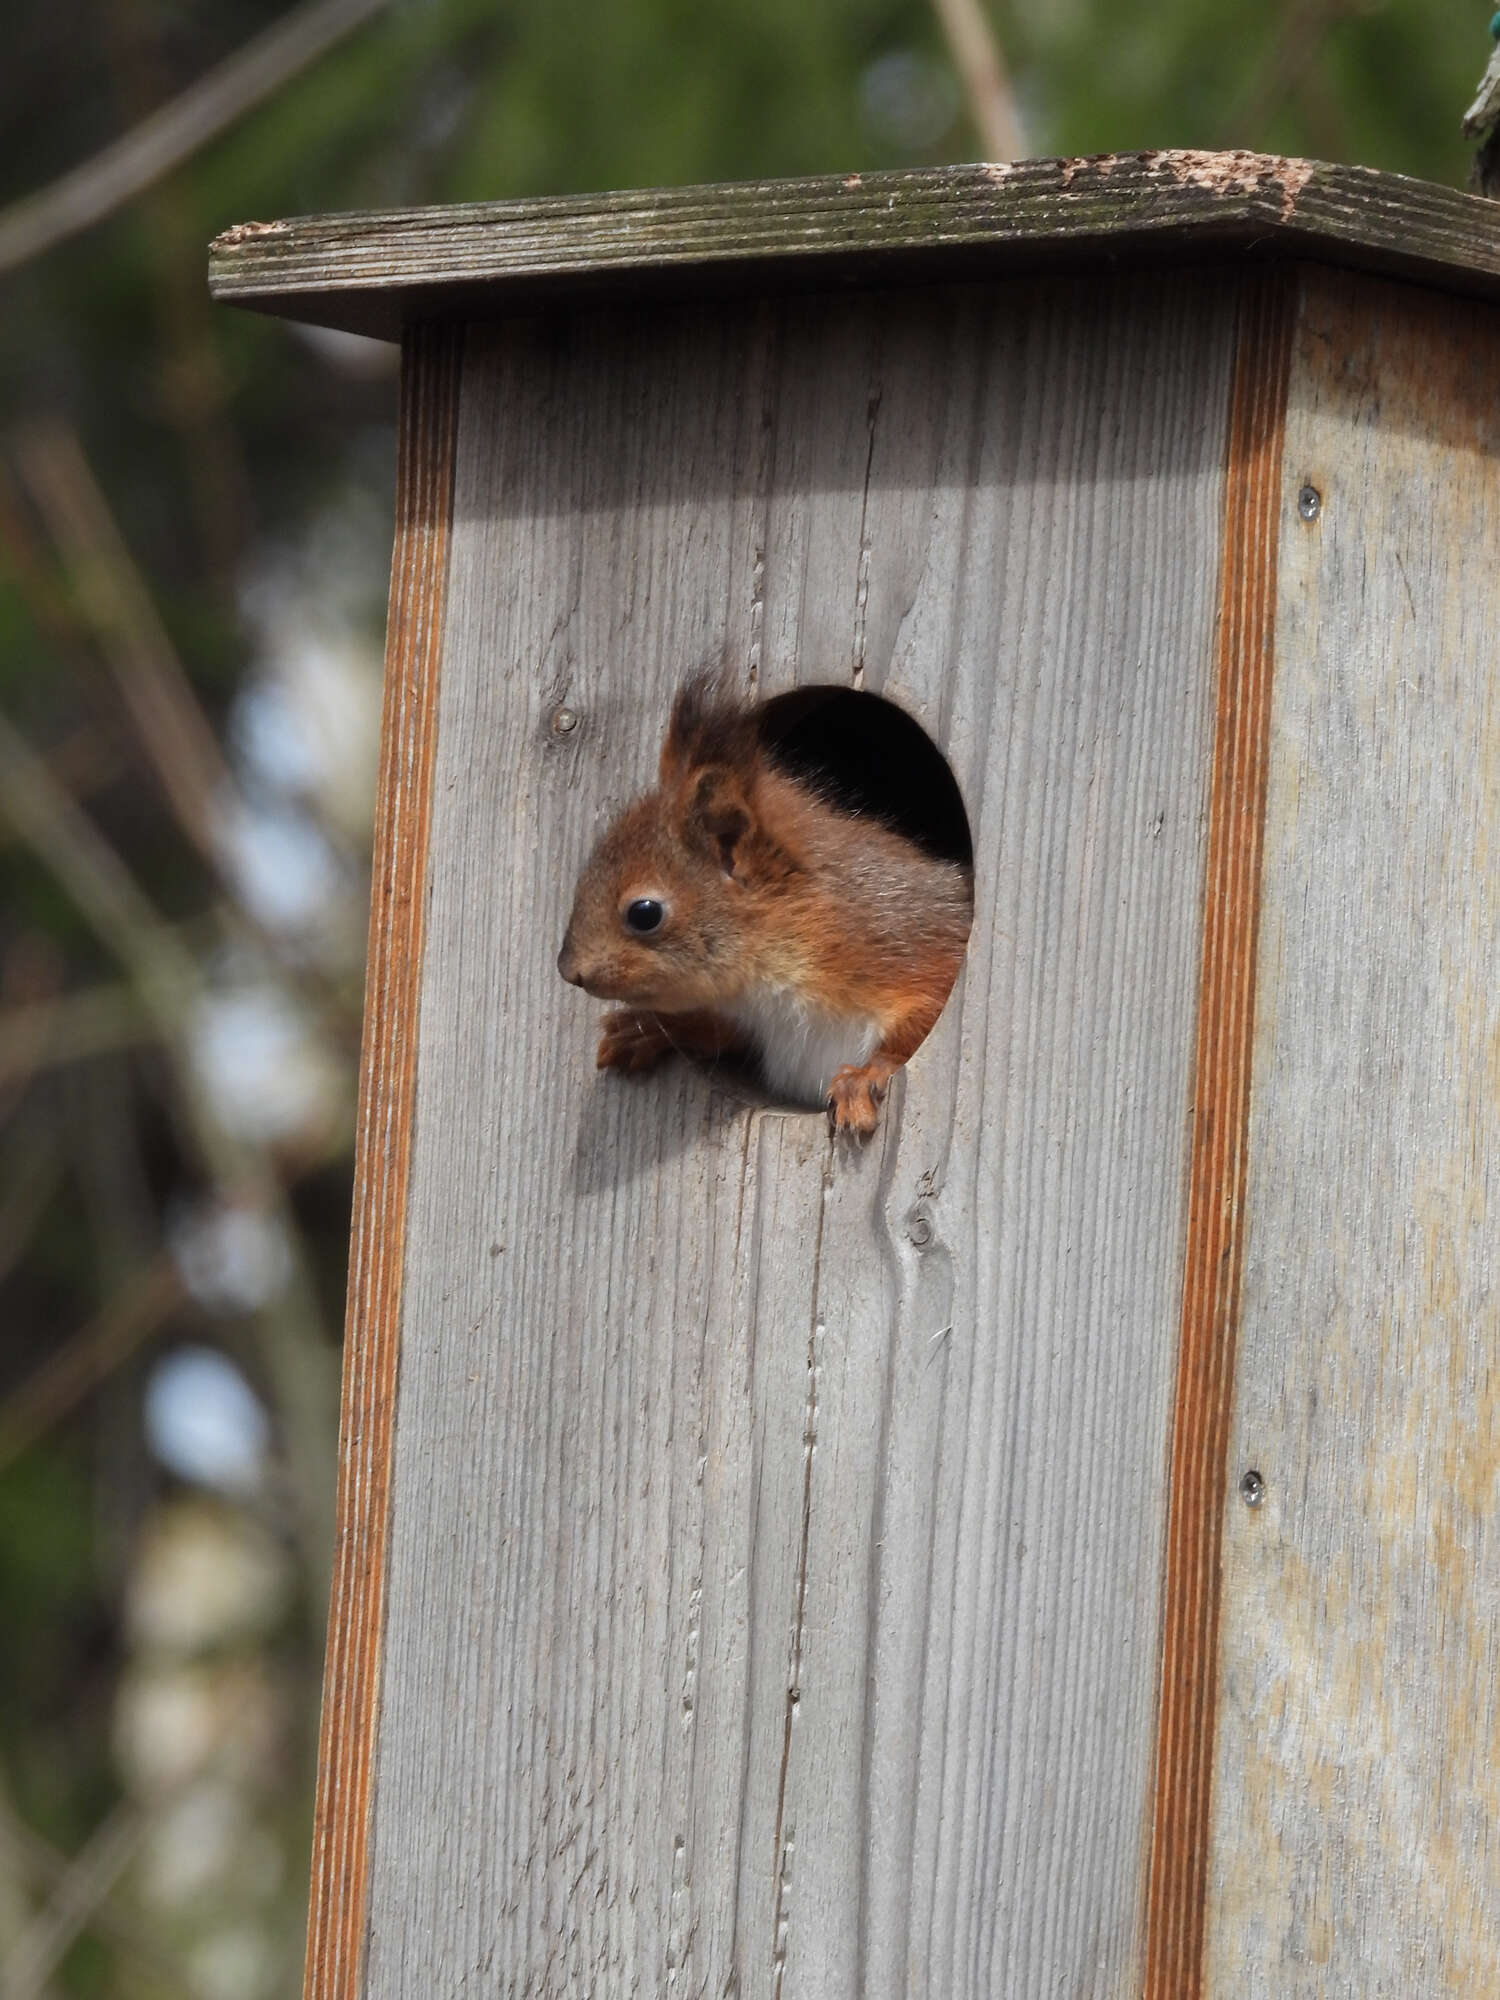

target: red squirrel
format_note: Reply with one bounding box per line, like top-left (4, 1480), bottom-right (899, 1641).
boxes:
top-left (557, 674), bottom-right (972, 1137)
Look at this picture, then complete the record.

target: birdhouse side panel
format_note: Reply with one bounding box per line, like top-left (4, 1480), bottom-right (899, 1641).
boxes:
top-left (1209, 267), bottom-right (1500, 1993)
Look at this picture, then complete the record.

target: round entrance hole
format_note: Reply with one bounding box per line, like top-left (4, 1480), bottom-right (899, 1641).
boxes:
top-left (746, 681), bottom-right (974, 1115)
top-left (757, 683), bottom-right (973, 871)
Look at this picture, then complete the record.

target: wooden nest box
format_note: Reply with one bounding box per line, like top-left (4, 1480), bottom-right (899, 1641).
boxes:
top-left (211, 151), bottom-right (1500, 1998)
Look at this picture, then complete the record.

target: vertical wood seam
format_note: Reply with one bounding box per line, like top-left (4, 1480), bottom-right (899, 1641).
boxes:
top-left (302, 321), bottom-right (462, 2000)
top-left (1142, 270), bottom-right (1295, 2000)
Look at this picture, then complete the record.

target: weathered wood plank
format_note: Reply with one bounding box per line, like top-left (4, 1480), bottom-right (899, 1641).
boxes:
top-left (366, 304), bottom-right (787, 1999)
top-left (362, 272), bottom-right (1235, 1997)
top-left (208, 152), bottom-right (1500, 342)
top-left (303, 321), bottom-right (462, 2000)
top-left (1206, 269), bottom-right (1500, 1993)
top-left (1144, 272), bottom-right (1294, 2000)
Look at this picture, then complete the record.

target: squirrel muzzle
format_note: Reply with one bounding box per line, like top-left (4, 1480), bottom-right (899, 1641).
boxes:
top-left (557, 928), bottom-right (586, 987)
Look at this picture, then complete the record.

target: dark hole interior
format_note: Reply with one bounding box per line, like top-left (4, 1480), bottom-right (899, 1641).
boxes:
top-left (756, 684), bottom-right (973, 870)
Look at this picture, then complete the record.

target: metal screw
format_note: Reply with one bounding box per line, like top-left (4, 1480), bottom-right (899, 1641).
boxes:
top-left (1239, 1468), bottom-right (1265, 1508)
top-left (1297, 484), bottom-right (1321, 522)
top-left (907, 1208), bottom-right (933, 1248)
top-left (552, 706), bottom-right (579, 735)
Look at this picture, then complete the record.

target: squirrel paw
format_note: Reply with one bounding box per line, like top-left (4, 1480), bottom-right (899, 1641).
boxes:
top-left (826, 1063), bottom-right (890, 1138)
top-left (597, 1009), bottom-right (676, 1075)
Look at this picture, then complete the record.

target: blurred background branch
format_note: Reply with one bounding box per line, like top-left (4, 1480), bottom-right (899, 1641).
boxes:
top-left (1216, 0), bottom-right (1375, 154)
top-left (929, 0), bottom-right (1027, 160)
top-left (12, 423), bottom-right (237, 873)
top-left (0, 1257), bottom-right (184, 1475)
top-left (0, 0), bottom-right (392, 276)
top-left (0, 1768), bottom-right (199, 1998)
top-left (2, 1802), bottom-right (142, 2000)
top-left (0, 988), bottom-right (150, 1100)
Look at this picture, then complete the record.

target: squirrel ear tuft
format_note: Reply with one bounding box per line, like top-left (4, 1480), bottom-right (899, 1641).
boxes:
top-left (684, 766), bottom-right (753, 875)
top-left (662, 674), bottom-right (714, 785)
top-left (661, 670), bottom-right (754, 786)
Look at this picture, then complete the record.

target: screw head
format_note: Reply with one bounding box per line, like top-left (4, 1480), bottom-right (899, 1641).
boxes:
top-left (1239, 1468), bottom-right (1265, 1508)
top-left (906, 1208), bottom-right (933, 1248)
top-left (1297, 484), bottom-right (1321, 522)
top-left (551, 706), bottom-right (579, 735)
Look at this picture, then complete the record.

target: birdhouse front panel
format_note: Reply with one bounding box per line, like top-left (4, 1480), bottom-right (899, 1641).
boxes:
top-left (362, 271), bottom-right (1240, 1999)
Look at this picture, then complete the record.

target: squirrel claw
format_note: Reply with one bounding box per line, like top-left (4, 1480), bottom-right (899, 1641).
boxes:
top-left (597, 1009), bottom-right (675, 1074)
top-left (826, 1063), bottom-right (890, 1138)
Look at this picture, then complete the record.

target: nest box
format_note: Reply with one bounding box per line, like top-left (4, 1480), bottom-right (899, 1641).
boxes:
top-left (211, 150), bottom-right (1500, 1998)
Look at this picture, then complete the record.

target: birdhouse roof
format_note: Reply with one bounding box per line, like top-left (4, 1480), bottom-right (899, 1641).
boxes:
top-left (208, 150), bottom-right (1500, 343)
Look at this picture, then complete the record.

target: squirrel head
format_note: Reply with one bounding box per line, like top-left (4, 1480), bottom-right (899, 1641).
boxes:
top-left (557, 675), bottom-right (798, 1011)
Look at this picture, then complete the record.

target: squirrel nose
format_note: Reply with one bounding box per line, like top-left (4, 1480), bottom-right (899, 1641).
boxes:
top-left (557, 933), bottom-right (583, 986)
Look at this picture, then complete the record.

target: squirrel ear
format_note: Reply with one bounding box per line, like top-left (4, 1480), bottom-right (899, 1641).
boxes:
top-left (660, 670), bottom-right (747, 787)
top-left (684, 766), bottom-right (753, 874)
top-left (660, 674), bottom-right (713, 785)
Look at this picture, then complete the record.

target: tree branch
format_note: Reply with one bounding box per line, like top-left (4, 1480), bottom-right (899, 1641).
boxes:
top-left (14, 420), bottom-right (237, 872)
top-left (930, 0), bottom-right (1028, 161)
top-left (0, 710), bottom-right (337, 1613)
top-left (0, 1805), bottom-right (142, 2000)
top-left (0, 1256), bottom-right (184, 1473)
top-left (0, 0), bottom-right (391, 276)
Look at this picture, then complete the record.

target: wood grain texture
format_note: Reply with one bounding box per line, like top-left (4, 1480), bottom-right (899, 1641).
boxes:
top-left (1204, 270), bottom-right (1500, 1992)
top-left (302, 321), bottom-right (461, 2000)
top-left (1143, 273), bottom-right (1293, 2000)
top-left (359, 272), bottom-right (1235, 1997)
top-left (206, 152), bottom-right (1500, 341)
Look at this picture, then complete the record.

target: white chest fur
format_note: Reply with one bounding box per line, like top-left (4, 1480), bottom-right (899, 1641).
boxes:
top-left (726, 988), bottom-right (879, 1107)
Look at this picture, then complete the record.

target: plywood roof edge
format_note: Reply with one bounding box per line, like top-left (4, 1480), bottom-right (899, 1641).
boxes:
top-left (207, 149), bottom-right (1500, 342)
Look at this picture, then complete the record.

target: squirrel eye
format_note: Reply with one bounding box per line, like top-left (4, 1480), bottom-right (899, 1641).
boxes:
top-left (623, 897), bottom-right (665, 935)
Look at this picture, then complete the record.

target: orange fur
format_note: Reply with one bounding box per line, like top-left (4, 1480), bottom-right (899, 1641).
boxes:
top-left (558, 674), bottom-right (972, 1136)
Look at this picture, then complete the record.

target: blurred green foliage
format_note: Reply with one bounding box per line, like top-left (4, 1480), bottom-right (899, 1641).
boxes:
top-left (0, 0), bottom-right (1491, 1992)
